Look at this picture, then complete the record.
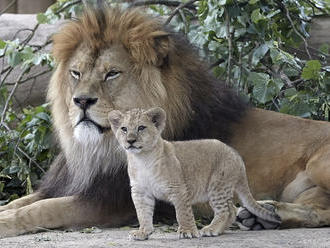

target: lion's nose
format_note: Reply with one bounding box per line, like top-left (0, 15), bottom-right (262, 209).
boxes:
top-left (73, 97), bottom-right (98, 110)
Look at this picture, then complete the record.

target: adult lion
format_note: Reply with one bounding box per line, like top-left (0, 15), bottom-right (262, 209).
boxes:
top-left (0, 7), bottom-right (330, 237)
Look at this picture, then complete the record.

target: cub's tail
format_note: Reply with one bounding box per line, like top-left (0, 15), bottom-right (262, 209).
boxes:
top-left (235, 172), bottom-right (281, 224)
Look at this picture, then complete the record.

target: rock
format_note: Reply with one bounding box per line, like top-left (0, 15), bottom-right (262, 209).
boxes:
top-left (0, 14), bottom-right (62, 107)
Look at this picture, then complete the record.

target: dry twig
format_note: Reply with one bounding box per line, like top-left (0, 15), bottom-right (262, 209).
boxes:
top-left (0, 68), bottom-right (28, 127)
top-left (1, 123), bottom-right (46, 174)
top-left (276, 0), bottom-right (312, 60)
top-left (0, 0), bottom-right (17, 16)
top-left (131, 0), bottom-right (196, 10)
top-left (225, 9), bottom-right (233, 85)
top-left (164, 0), bottom-right (198, 25)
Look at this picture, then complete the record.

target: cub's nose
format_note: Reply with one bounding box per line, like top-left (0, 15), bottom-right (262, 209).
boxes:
top-left (73, 96), bottom-right (98, 110)
top-left (127, 139), bottom-right (136, 145)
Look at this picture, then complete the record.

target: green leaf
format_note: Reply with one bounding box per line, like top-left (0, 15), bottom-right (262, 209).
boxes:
top-left (280, 101), bottom-right (313, 118)
top-left (249, 0), bottom-right (259, 4)
top-left (8, 51), bottom-right (22, 67)
top-left (270, 48), bottom-right (301, 69)
top-left (36, 112), bottom-right (50, 122)
top-left (36, 13), bottom-right (48, 24)
top-left (0, 39), bottom-right (6, 49)
top-left (251, 9), bottom-right (265, 24)
top-left (248, 72), bottom-right (276, 104)
top-left (319, 43), bottom-right (329, 55)
top-left (218, 0), bottom-right (228, 5)
top-left (251, 44), bottom-right (269, 66)
top-left (301, 60), bottom-right (321, 80)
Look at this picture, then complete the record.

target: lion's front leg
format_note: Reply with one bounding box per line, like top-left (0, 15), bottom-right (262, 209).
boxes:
top-left (0, 196), bottom-right (98, 238)
top-left (0, 193), bottom-right (43, 213)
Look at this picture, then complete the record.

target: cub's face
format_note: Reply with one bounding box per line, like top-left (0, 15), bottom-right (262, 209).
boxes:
top-left (109, 108), bottom-right (166, 154)
top-left (66, 44), bottom-right (148, 144)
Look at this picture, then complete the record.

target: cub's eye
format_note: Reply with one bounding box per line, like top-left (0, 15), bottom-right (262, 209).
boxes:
top-left (105, 70), bottom-right (121, 81)
top-left (138, 126), bottom-right (146, 132)
top-left (121, 127), bottom-right (127, 133)
top-left (70, 70), bottom-right (81, 80)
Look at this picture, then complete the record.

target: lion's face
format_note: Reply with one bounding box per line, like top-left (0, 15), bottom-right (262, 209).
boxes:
top-left (67, 43), bottom-right (148, 143)
top-left (49, 7), bottom-right (193, 152)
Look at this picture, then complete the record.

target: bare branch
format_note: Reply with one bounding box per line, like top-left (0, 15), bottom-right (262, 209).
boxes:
top-left (2, 123), bottom-right (46, 174)
top-left (302, 0), bottom-right (328, 15)
top-left (5, 68), bottom-right (52, 86)
top-left (276, 0), bottom-right (312, 60)
top-left (131, 0), bottom-right (196, 10)
top-left (0, 67), bottom-right (14, 88)
top-left (0, 0), bottom-right (17, 16)
top-left (0, 68), bottom-right (28, 127)
top-left (164, 0), bottom-right (198, 25)
top-left (55, 0), bottom-right (82, 15)
top-left (225, 8), bottom-right (233, 85)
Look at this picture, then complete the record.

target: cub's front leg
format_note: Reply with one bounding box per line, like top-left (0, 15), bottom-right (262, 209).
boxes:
top-left (130, 187), bottom-right (155, 241)
top-left (171, 192), bottom-right (200, 239)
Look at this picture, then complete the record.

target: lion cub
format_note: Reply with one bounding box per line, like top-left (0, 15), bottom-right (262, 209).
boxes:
top-left (109, 107), bottom-right (281, 240)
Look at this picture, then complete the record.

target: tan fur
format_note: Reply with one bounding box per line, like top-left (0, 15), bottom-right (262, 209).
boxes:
top-left (109, 108), bottom-right (280, 240)
top-left (1, 7), bottom-right (330, 238)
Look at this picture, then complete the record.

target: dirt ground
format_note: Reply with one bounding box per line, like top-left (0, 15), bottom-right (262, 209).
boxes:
top-left (2, 226), bottom-right (330, 248)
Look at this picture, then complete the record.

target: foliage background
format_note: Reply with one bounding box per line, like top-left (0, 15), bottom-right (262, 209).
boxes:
top-left (0, 0), bottom-right (329, 203)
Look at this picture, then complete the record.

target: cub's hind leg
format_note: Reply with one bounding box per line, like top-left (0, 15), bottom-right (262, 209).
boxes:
top-left (201, 184), bottom-right (234, 237)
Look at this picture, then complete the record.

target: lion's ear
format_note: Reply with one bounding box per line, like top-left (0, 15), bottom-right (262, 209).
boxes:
top-left (145, 107), bottom-right (166, 131)
top-left (128, 30), bottom-right (170, 67)
top-left (152, 32), bottom-right (170, 67)
top-left (108, 110), bottom-right (123, 131)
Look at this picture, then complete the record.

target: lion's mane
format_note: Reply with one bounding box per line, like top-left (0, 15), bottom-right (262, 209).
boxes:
top-left (39, 7), bottom-right (247, 214)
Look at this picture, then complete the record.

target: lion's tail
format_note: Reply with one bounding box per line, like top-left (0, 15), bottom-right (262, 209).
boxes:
top-left (235, 167), bottom-right (281, 224)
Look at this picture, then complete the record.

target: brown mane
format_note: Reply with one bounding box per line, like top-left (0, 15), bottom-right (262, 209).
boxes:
top-left (52, 8), bottom-right (169, 67)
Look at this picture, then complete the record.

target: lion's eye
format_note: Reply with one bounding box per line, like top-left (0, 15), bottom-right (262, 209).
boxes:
top-left (105, 70), bottom-right (121, 81)
top-left (70, 70), bottom-right (81, 80)
top-left (121, 127), bottom-right (127, 133)
top-left (138, 126), bottom-right (146, 132)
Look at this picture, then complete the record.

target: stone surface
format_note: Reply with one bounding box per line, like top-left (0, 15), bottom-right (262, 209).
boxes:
top-left (2, 227), bottom-right (330, 248)
top-left (0, 13), bottom-right (62, 107)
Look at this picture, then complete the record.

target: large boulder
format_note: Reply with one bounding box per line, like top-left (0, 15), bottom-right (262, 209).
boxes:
top-left (0, 14), bottom-right (62, 107)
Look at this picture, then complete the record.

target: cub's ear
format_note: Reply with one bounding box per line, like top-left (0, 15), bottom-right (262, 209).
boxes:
top-left (108, 110), bottom-right (123, 131)
top-left (145, 107), bottom-right (166, 131)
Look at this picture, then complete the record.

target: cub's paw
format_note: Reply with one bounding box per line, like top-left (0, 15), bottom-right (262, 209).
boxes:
top-left (200, 225), bottom-right (222, 237)
top-left (236, 201), bottom-right (281, 230)
top-left (178, 227), bottom-right (200, 239)
top-left (129, 229), bottom-right (151, 241)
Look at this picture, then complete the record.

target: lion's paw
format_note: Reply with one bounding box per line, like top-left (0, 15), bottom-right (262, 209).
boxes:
top-left (178, 226), bottom-right (200, 239)
top-left (0, 210), bottom-right (23, 238)
top-left (236, 201), bottom-right (281, 230)
top-left (129, 229), bottom-right (151, 241)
